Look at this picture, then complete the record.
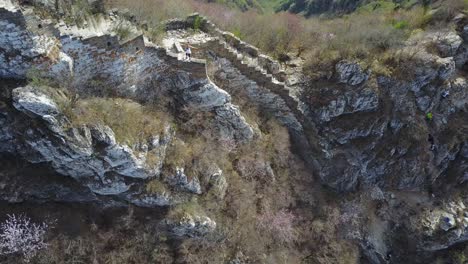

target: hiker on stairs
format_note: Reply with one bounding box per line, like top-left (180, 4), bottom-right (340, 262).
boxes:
top-left (184, 43), bottom-right (197, 61)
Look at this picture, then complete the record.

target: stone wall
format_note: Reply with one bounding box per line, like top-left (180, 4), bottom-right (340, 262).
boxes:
top-left (0, 5), bottom-right (209, 93)
top-left (165, 13), bottom-right (285, 81)
top-left (0, 3), bottom-right (253, 144)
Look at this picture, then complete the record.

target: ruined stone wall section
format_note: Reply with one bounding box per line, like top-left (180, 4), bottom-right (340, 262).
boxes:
top-left (163, 13), bottom-right (320, 167)
top-left (0, 8), bottom-right (60, 78)
top-left (207, 40), bottom-right (302, 117)
top-left (59, 34), bottom-right (160, 91)
top-left (164, 14), bottom-right (309, 126)
top-left (0, 4), bottom-right (255, 144)
top-left (167, 14), bottom-right (285, 81)
top-left (0, 6), bottom-right (208, 93)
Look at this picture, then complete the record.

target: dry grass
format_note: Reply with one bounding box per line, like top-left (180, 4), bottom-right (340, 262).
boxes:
top-left (145, 180), bottom-right (167, 194)
top-left (34, 231), bottom-right (168, 264)
top-left (105, 0), bottom-right (467, 78)
top-left (67, 97), bottom-right (171, 146)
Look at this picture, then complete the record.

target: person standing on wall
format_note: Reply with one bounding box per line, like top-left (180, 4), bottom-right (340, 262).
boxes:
top-left (184, 43), bottom-right (197, 61)
top-left (185, 45), bottom-right (192, 61)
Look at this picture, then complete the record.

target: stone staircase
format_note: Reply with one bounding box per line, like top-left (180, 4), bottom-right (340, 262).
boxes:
top-left (206, 38), bottom-right (307, 124)
top-left (205, 36), bottom-right (319, 171)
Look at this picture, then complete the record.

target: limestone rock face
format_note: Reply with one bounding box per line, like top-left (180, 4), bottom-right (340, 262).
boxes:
top-left (419, 201), bottom-right (468, 251)
top-left (166, 167), bottom-right (202, 194)
top-left (315, 86), bottom-right (379, 123)
top-left (335, 60), bottom-right (371, 86)
top-left (300, 30), bottom-right (468, 192)
top-left (434, 31), bottom-right (463, 57)
top-left (6, 86), bottom-right (173, 201)
top-left (12, 88), bottom-right (60, 117)
top-left (176, 76), bottom-right (254, 143)
top-left (213, 104), bottom-right (254, 142)
top-left (1, 83), bottom-right (233, 210)
top-left (180, 80), bottom-right (231, 110)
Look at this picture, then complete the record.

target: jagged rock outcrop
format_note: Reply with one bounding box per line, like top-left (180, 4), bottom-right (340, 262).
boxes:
top-left (206, 167), bottom-right (227, 198)
top-left (434, 31), bottom-right (463, 58)
top-left (313, 84), bottom-right (379, 123)
top-left (418, 201), bottom-right (468, 251)
top-left (300, 29), bottom-right (468, 192)
top-left (165, 213), bottom-right (217, 238)
top-left (5, 86), bottom-right (171, 197)
top-left (177, 76), bottom-right (254, 142)
top-left (1, 84), bottom-right (227, 209)
top-left (335, 60), bottom-right (371, 86)
top-left (166, 167), bottom-right (202, 195)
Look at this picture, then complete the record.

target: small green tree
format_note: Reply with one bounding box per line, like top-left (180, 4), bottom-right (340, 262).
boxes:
top-left (426, 112), bottom-right (433, 121)
top-left (193, 16), bottom-right (203, 31)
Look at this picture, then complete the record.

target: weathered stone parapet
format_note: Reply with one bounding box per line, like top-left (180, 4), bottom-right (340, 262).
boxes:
top-left (165, 18), bottom-right (188, 31)
top-left (82, 35), bottom-right (120, 50)
top-left (162, 13), bottom-right (285, 80)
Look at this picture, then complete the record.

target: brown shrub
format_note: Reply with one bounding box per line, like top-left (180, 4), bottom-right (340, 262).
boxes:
top-left (67, 97), bottom-right (171, 146)
top-left (256, 209), bottom-right (297, 244)
top-left (105, 0), bottom-right (462, 79)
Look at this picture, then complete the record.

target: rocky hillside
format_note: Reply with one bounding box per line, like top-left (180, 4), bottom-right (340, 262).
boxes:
top-left (0, 0), bottom-right (467, 263)
top-left (277, 0), bottom-right (425, 15)
top-left (208, 0), bottom-right (261, 10)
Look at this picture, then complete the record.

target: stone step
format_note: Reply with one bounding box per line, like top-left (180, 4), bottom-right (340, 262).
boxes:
top-left (211, 39), bottom-right (291, 100)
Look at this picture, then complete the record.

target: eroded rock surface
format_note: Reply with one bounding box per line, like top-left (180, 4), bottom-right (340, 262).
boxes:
top-left (165, 213), bottom-right (216, 238)
top-left (6, 86), bottom-right (171, 197)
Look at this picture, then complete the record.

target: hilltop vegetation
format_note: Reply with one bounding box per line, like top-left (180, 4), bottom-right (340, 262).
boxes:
top-left (203, 0), bottom-right (261, 10)
top-left (203, 0), bottom-right (285, 11)
top-left (277, 0), bottom-right (426, 16)
top-left (107, 0), bottom-right (467, 78)
top-left (194, 0), bottom-right (453, 15)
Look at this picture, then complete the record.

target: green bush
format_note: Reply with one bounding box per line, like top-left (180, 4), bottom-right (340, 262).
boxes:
top-left (393, 20), bottom-right (409, 29)
top-left (193, 15), bottom-right (203, 30)
top-left (232, 28), bottom-right (244, 39)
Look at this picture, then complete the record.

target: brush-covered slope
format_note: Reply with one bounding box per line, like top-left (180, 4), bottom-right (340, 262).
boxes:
top-left (277, 0), bottom-right (429, 16)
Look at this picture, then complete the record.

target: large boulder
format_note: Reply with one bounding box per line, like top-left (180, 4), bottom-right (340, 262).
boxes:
top-left (12, 87), bottom-right (59, 117)
top-left (433, 31), bottom-right (463, 58)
